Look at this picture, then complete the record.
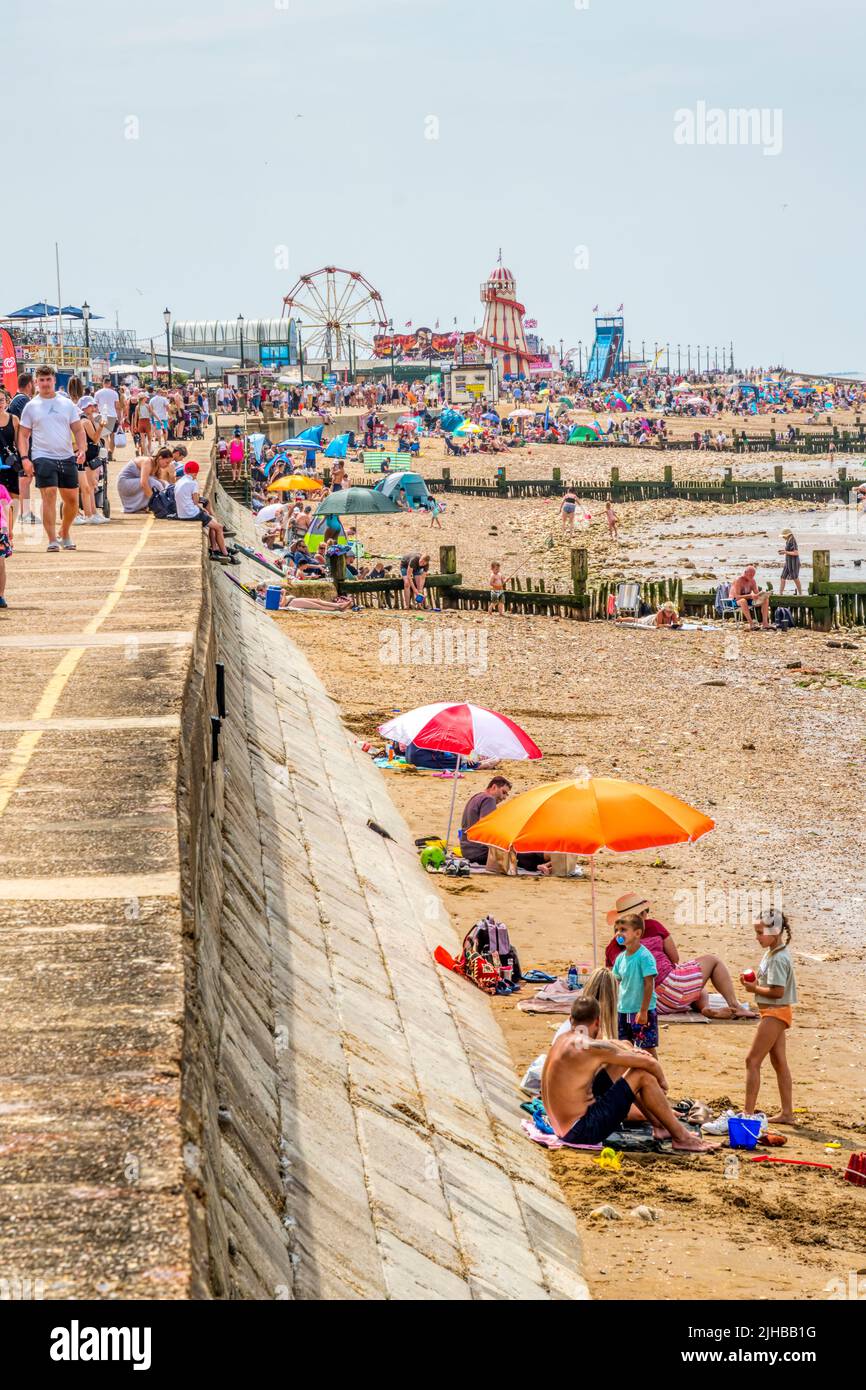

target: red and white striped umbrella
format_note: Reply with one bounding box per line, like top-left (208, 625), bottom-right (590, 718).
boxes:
top-left (379, 702), bottom-right (541, 761)
top-left (378, 703), bottom-right (541, 847)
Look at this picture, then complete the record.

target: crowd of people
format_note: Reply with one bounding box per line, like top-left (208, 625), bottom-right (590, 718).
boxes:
top-left (0, 366), bottom-right (235, 608)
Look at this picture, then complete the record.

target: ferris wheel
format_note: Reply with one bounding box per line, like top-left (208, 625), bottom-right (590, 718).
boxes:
top-left (281, 266), bottom-right (387, 361)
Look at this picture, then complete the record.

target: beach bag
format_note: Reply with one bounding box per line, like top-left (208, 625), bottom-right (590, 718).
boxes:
top-left (148, 484), bottom-right (176, 519)
top-left (460, 916), bottom-right (522, 990)
top-left (773, 606), bottom-right (793, 630)
top-left (114, 430), bottom-right (128, 448)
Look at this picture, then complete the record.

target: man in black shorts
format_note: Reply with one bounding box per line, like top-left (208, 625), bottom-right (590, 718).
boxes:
top-left (541, 997), bottom-right (718, 1152)
top-left (400, 550), bottom-right (430, 608)
top-left (17, 366), bottom-right (87, 552)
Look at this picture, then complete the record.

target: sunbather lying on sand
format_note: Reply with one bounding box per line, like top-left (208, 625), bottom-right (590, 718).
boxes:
top-left (542, 996), bottom-right (721, 1151)
top-left (279, 594), bottom-right (353, 612)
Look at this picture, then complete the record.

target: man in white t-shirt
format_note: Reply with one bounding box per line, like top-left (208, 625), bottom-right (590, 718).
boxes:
top-left (17, 366), bottom-right (87, 551)
top-left (94, 377), bottom-right (120, 458)
top-left (149, 391), bottom-right (170, 444)
top-left (171, 461), bottom-right (233, 559)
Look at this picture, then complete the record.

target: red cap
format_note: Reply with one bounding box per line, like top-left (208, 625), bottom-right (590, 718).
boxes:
top-left (184, 461), bottom-right (199, 474)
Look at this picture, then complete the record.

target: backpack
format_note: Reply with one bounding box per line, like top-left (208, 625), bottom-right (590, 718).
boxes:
top-left (773, 606), bottom-right (793, 630)
top-left (458, 916), bottom-right (521, 993)
top-left (148, 483), bottom-right (176, 519)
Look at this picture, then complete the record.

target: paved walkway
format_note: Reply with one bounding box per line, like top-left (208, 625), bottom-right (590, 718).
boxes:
top-left (0, 446), bottom-right (209, 1299)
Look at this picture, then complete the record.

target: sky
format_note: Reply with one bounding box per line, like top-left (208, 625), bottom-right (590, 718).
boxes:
top-left (5, 0), bottom-right (863, 372)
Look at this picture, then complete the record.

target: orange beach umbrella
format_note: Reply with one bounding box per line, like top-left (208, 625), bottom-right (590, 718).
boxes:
top-left (267, 474), bottom-right (322, 492)
top-left (467, 776), bottom-right (714, 964)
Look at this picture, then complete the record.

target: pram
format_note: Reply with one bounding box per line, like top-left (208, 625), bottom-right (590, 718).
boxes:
top-left (185, 407), bottom-right (204, 439)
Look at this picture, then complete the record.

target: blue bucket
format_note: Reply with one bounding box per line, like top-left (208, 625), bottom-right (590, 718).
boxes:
top-left (728, 1115), bottom-right (761, 1149)
top-left (265, 585), bottom-right (282, 611)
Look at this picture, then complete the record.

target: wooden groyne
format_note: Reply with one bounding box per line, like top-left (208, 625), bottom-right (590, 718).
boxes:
top-left (329, 546), bottom-right (865, 632)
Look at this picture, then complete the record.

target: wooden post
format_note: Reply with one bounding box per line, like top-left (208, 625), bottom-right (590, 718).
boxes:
top-left (496, 465), bottom-right (507, 495)
top-left (812, 550), bottom-right (830, 587)
top-left (552, 465), bottom-right (561, 484)
top-left (439, 543), bottom-right (457, 609)
top-left (663, 464), bottom-right (673, 492)
top-left (328, 552), bottom-right (347, 593)
top-left (571, 547), bottom-right (589, 618)
top-left (774, 464), bottom-right (784, 494)
top-left (442, 465), bottom-right (451, 485)
top-left (812, 550), bottom-right (832, 631)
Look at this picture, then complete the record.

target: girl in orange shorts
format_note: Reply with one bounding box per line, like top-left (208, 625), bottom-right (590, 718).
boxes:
top-left (740, 910), bottom-right (798, 1124)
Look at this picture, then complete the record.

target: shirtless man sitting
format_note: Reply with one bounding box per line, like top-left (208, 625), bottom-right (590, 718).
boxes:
top-left (730, 565), bottom-right (771, 630)
top-left (541, 997), bottom-right (720, 1151)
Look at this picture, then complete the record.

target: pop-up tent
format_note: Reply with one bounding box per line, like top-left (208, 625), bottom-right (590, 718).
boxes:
top-left (568, 425), bottom-right (601, 443)
top-left (439, 408), bottom-right (464, 433)
top-left (324, 432), bottom-right (351, 459)
top-left (374, 471), bottom-right (430, 507)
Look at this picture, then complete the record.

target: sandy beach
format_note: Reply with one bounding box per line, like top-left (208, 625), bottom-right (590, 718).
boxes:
top-left (272, 459), bottom-right (866, 1301)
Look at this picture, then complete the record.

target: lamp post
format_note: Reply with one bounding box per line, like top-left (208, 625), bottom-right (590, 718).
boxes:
top-left (578, 340), bottom-right (583, 375)
top-left (82, 301), bottom-right (91, 383)
top-left (163, 307), bottom-right (172, 386)
top-left (677, 344), bottom-right (681, 374)
top-left (665, 341), bottom-right (670, 372)
top-left (297, 318), bottom-right (304, 385)
top-left (237, 313), bottom-right (245, 369)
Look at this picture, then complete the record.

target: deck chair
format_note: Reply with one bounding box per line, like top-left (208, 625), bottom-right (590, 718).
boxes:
top-left (614, 582), bottom-right (641, 618)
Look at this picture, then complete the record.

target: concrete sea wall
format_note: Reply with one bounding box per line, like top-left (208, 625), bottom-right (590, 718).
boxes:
top-left (178, 490), bottom-right (588, 1298)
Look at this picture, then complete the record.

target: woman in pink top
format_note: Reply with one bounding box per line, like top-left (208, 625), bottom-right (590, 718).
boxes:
top-left (604, 892), bottom-right (754, 1019)
top-left (229, 435), bottom-right (245, 483)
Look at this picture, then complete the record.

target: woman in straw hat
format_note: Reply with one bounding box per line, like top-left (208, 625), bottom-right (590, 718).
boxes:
top-left (778, 529), bottom-right (801, 595)
top-left (604, 893), bottom-right (755, 1019)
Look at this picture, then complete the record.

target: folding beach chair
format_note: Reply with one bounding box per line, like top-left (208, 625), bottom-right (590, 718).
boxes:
top-left (614, 582), bottom-right (641, 618)
top-left (720, 596), bottom-right (743, 622)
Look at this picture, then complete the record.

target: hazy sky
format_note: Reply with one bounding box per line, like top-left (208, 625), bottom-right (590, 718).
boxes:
top-left (6, 0), bottom-right (863, 371)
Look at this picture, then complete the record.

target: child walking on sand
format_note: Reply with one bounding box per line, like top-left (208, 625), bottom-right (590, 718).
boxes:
top-left (605, 500), bottom-right (618, 540)
top-left (488, 561), bottom-right (507, 615)
top-left (740, 910), bottom-right (798, 1124)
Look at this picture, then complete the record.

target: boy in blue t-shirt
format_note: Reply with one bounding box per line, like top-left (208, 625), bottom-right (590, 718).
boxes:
top-left (612, 914), bottom-right (659, 1052)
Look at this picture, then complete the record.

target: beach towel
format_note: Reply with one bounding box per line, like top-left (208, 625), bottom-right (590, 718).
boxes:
top-left (521, 1118), bottom-right (668, 1154)
top-left (521, 1118), bottom-right (603, 1152)
top-left (517, 978), bottom-right (580, 1014)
